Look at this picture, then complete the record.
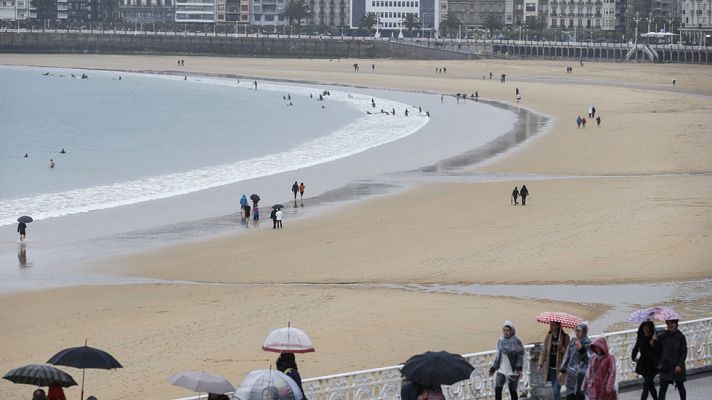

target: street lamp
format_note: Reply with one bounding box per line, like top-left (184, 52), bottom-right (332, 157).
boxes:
top-left (633, 11), bottom-right (641, 59)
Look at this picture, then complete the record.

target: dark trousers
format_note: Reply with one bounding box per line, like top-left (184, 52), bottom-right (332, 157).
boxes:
top-left (659, 380), bottom-right (685, 400)
top-left (641, 374), bottom-right (658, 400)
top-left (565, 394), bottom-right (584, 400)
top-left (272, 218), bottom-right (277, 229)
top-left (277, 220), bottom-right (283, 228)
top-left (494, 373), bottom-right (518, 400)
top-left (521, 195), bottom-right (527, 206)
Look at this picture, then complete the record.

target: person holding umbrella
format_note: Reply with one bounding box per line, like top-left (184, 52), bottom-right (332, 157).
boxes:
top-left (400, 351), bottom-right (473, 400)
top-left (47, 382), bottom-right (66, 400)
top-left (653, 317), bottom-right (687, 400)
top-left (489, 321), bottom-right (524, 400)
top-left (17, 216), bottom-right (32, 241)
top-left (275, 353), bottom-right (306, 399)
top-left (270, 207), bottom-right (278, 229)
top-left (632, 321), bottom-right (659, 400)
top-left (537, 321), bottom-right (570, 400)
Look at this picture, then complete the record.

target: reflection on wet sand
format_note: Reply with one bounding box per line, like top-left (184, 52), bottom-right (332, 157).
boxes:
top-left (17, 244), bottom-right (30, 268)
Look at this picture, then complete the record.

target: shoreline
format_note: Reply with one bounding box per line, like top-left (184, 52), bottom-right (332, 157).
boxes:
top-left (0, 63), bottom-right (527, 289)
top-left (0, 55), bottom-right (710, 400)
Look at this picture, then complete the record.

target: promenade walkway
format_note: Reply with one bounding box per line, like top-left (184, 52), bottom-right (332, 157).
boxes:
top-left (619, 371), bottom-right (712, 400)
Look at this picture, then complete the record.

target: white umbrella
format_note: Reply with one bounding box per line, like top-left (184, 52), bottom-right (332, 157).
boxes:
top-left (233, 369), bottom-right (303, 400)
top-left (169, 370), bottom-right (234, 394)
top-left (262, 324), bottom-right (314, 354)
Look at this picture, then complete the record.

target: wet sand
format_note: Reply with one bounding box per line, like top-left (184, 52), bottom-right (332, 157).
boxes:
top-left (0, 55), bottom-right (711, 399)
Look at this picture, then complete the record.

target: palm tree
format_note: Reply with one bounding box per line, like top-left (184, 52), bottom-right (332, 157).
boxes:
top-left (284, 0), bottom-right (308, 26)
top-left (525, 16), bottom-right (543, 31)
top-left (32, 0), bottom-right (56, 21)
top-left (101, 0), bottom-right (120, 22)
top-left (483, 15), bottom-right (502, 33)
top-left (360, 11), bottom-right (379, 33)
top-left (439, 12), bottom-right (460, 37)
top-left (401, 13), bottom-right (419, 36)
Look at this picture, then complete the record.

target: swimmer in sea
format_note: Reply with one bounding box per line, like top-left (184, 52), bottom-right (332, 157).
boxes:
top-left (60, 149), bottom-right (66, 154)
top-left (50, 159), bottom-right (55, 168)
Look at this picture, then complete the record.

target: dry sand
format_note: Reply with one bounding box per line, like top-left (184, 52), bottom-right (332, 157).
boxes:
top-left (0, 54), bottom-right (711, 399)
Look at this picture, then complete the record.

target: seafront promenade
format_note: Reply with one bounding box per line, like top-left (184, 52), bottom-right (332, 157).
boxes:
top-left (174, 317), bottom-right (712, 400)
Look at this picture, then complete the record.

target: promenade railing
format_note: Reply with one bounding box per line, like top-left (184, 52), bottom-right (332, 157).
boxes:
top-left (173, 317), bottom-right (711, 399)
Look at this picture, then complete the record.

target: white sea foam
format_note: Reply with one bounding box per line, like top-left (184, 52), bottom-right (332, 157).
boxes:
top-left (0, 71), bottom-right (429, 226)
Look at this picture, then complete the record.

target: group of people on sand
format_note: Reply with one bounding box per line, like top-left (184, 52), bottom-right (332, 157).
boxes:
top-left (239, 193), bottom-right (260, 227)
top-left (576, 106), bottom-right (601, 129)
top-left (511, 185), bottom-right (529, 206)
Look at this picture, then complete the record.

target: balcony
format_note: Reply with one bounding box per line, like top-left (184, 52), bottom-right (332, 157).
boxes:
top-left (551, 11), bottom-right (557, 16)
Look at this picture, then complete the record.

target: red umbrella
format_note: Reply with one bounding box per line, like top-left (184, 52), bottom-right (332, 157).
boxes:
top-left (535, 311), bottom-right (583, 329)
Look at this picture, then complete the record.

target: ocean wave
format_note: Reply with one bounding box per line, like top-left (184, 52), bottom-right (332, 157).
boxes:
top-left (0, 72), bottom-right (429, 226)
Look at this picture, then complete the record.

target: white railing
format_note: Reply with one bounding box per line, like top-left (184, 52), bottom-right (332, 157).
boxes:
top-left (173, 317), bottom-right (712, 400)
top-left (301, 317), bottom-right (712, 400)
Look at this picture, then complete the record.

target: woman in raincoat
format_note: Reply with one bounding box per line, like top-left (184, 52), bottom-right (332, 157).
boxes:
top-left (583, 337), bottom-right (617, 400)
top-left (489, 321), bottom-right (524, 400)
top-left (559, 323), bottom-right (591, 400)
top-left (632, 321), bottom-right (659, 400)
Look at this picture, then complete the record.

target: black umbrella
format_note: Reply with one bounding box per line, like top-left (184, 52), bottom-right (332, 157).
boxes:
top-left (17, 216), bottom-right (33, 224)
top-left (272, 204), bottom-right (284, 210)
top-left (47, 343), bottom-right (122, 400)
top-left (3, 364), bottom-right (77, 388)
top-left (401, 351), bottom-right (474, 386)
top-left (250, 194), bottom-right (260, 203)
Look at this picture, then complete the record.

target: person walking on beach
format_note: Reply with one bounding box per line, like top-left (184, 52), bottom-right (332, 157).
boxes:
top-left (240, 194), bottom-right (248, 220)
top-left (538, 321), bottom-right (570, 400)
top-left (591, 106), bottom-right (596, 118)
top-left (292, 181), bottom-right (299, 200)
top-left (653, 319), bottom-right (687, 400)
top-left (672, 79), bottom-right (676, 87)
top-left (243, 204), bottom-right (251, 226)
top-left (252, 206), bottom-right (259, 227)
top-left (511, 187), bottom-right (519, 205)
top-left (276, 353), bottom-right (306, 399)
top-left (489, 321), bottom-right (524, 400)
top-left (596, 116), bottom-right (601, 127)
top-left (17, 221), bottom-right (27, 242)
top-left (576, 116), bottom-right (582, 128)
top-left (584, 337), bottom-right (617, 400)
top-left (275, 208), bottom-right (283, 228)
top-left (520, 185), bottom-right (529, 206)
top-left (632, 321), bottom-right (659, 400)
top-left (559, 323), bottom-right (591, 400)
top-left (299, 182), bottom-right (305, 199)
top-left (270, 207), bottom-right (278, 229)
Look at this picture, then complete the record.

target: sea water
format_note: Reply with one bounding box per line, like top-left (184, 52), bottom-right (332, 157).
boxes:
top-left (0, 66), bottom-right (428, 226)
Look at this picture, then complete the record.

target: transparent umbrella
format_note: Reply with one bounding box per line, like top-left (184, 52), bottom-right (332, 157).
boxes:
top-left (233, 369), bottom-right (303, 400)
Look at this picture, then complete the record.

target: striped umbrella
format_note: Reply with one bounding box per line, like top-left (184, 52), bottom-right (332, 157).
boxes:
top-left (535, 311), bottom-right (583, 329)
top-left (3, 364), bottom-right (77, 388)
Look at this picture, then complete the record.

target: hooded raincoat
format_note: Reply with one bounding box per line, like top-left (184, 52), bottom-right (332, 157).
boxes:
top-left (559, 323), bottom-right (591, 397)
top-left (583, 337), bottom-right (617, 400)
top-left (490, 321), bottom-right (525, 381)
top-left (631, 321), bottom-right (659, 377)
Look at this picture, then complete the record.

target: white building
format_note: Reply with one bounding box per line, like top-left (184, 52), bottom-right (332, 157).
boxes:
top-left (365, 0), bottom-right (420, 30)
top-left (175, 0), bottom-right (215, 22)
top-left (681, 0), bottom-right (712, 28)
top-left (545, 0), bottom-right (615, 31)
top-left (0, 0), bottom-right (30, 20)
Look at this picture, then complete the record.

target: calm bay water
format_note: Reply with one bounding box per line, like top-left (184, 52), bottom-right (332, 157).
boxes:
top-left (0, 66), bottom-right (428, 226)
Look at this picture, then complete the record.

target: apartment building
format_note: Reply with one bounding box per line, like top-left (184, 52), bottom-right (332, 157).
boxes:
top-left (120, 0), bottom-right (173, 23)
top-left (0, 0), bottom-right (30, 20)
top-left (350, 0), bottom-right (440, 34)
top-left (308, 0), bottom-right (349, 29)
top-left (544, 0), bottom-right (615, 30)
top-left (214, 0), bottom-right (241, 22)
top-left (175, 0), bottom-right (214, 22)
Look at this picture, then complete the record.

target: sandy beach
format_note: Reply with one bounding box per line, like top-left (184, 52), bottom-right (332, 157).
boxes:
top-left (0, 54), bottom-right (711, 399)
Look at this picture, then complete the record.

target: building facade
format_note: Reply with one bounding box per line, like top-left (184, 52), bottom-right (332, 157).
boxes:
top-left (120, 0), bottom-right (173, 23)
top-left (350, 0), bottom-right (439, 35)
top-left (308, 0), bottom-right (349, 30)
top-left (0, 0), bottom-right (31, 20)
top-left (544, 0), bottom-right (615, 30)
top-left (175, 0), bottom-right (214, 22)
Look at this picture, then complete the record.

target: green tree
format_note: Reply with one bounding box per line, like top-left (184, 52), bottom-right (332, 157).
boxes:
top-left (401, 13), bottom-right (419, 36)
top-left (525, 16), bottom-right (543, 31)
top-left (483, 15), bottom-right (502, 33)
top-left (32, 0), bottom-right (56, 20)
top-left (284, 0), bottom-right (308, 26)
top-left (101, 0), bottom-right (120, 21)
top-left (360, 11), bottom-right (379, 33)
top-left (439, 12), bottom-right (460, 37)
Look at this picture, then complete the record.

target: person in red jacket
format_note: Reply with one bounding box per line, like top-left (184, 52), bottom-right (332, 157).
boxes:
top-left (47, 382), bottom-right (66, 400)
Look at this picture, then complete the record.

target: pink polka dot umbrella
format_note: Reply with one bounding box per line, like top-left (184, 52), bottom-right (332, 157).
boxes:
top-left (535, 311), bottom-right (584, 329)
